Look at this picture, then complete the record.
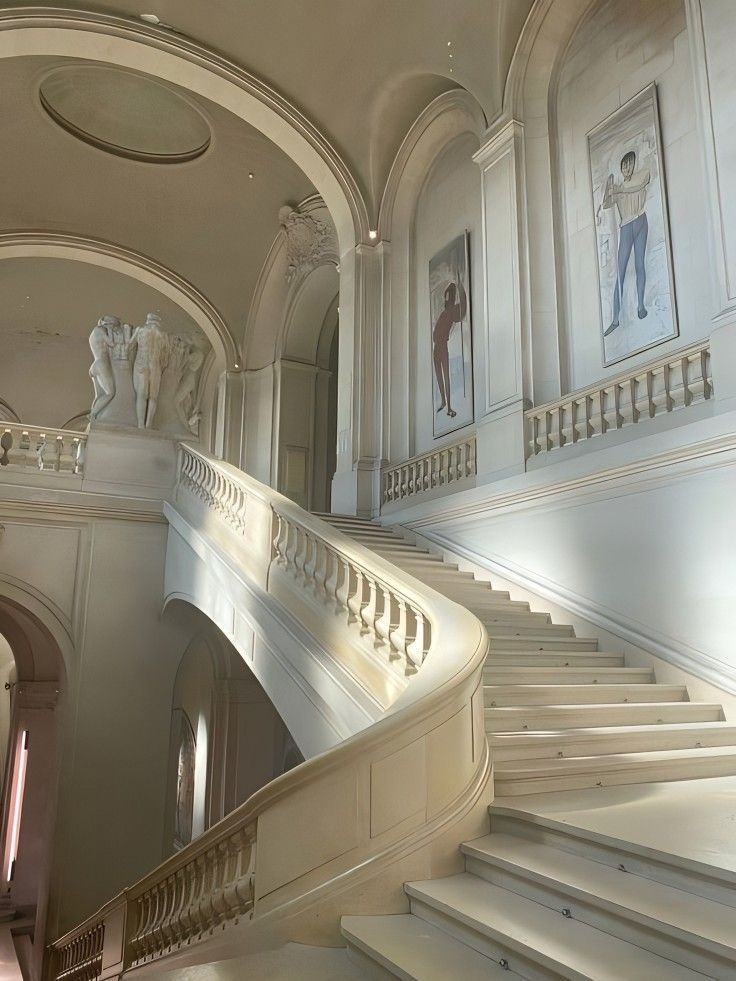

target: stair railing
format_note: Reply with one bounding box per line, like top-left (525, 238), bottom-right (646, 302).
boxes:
top-left (49, 444), bottom-right (490, 978)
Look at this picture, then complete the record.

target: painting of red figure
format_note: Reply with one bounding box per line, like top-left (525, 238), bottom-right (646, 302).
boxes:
top-left (429, 231), bottom-right (473, 438)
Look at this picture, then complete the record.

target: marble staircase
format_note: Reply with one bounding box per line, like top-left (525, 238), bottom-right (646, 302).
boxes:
top-left (343, 804), bottom-right (736, 979)
top-left (321, 514), bottom-right (736, 797)
top-left (320, 515), bottom-right (736, 979)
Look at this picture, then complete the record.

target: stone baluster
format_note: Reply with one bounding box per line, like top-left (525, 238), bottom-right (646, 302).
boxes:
top-left (406, 606), bottom-right (430, 672)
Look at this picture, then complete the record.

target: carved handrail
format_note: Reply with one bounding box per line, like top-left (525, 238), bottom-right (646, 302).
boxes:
top-left (381, 434), bottom-right (477, 506)
top-left (0, 423), bottom-right (86, 474)
top-left (49, 444), bottom-right (489, 977)
top-left (525, 340), bottom-right (712, 456)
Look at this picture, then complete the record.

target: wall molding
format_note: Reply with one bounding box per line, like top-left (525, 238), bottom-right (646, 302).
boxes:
top-left (417, 530), bottom-right (736, 698)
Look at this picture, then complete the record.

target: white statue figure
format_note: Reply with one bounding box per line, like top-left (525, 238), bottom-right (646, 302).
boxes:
top-left (132, 312), bottom-right (169, 429)
top-left (89, 315), bottom-right (119, 419)
top-left (174, 344), bottom-right (205, 434)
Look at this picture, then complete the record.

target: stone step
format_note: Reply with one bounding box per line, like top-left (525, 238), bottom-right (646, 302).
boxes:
top-left (495, 745), bottom-right (736, 796)
top-left (489, 804), bottom-right (736, 908)
top-left (484, 683), bottom-right (685, 707)
top-left (485, 701), bottom-right (723, 732)
top-left (406, 874), bottom-right (701, 980)
top-left (462, 834), bottom-right (736, 978)
top-left (483, 666), bottom-right (654, 686)
top-left (485, 651), bottom-right (625, 667)
top-left (488, 635), bottom-right (598, 651)
top-left (490, 721), bottom-right (736, 760)
top-left (341, 913), bottom-right (518, 979)
top-left (482, 623), bottom-right (575, 640)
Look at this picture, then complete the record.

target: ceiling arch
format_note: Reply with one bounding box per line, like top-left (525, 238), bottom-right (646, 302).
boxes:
top-left (0, 230), bottom-right (237, 368)
top-left (0, 7), bottom-right (369, 253)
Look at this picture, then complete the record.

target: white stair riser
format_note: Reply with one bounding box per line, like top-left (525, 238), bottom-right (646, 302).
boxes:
top-left (345, 943), bottom-right (408, 980)
top-left (485, 654), bottom-right (624, 666)
top-left (487, 637), bottom-right (598, 651)
top-left (408, 896), bottom-right (561, 981)
top-left (464, 857), bottom-right (736, 980)
top-left (491, 726), bottom-right (736, 760)
top-left (484, 669), bottom-right (652, 685)
top-left (495, 753), bottom-right (736, 796)
top-left (485, 704), bottom-right (723, 731)
top-left (485, 685), bottom-right (686, 707)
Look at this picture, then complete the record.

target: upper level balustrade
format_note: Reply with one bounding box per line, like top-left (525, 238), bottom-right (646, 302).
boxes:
top-left (0, 423), bottom-right (86, 474)
top-left (381, 434), bottom-right (477, 508)
top-left (49, 443), bottom-right (489, 978)
top-left (526, 341), bottom-right (712, 458)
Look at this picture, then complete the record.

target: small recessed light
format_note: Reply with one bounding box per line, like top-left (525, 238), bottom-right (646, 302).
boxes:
top-left (140, 13), bottom-right (161, 24)
top-left (369, 230), bottom-right (378, 240)
top-left (248, 172), bottom-right (255, 179)
top-left (449, 68), bottom-right (454, 73)
top-left (234, 363), bottom-right (240, 369)
top-left (447, 41), bottom-right (452, 47)
top-left (449, 54), bottom-right (453, 59)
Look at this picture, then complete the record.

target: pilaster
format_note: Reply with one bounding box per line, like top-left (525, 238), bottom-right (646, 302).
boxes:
top-left (473, 119), bottom-right (531, 484)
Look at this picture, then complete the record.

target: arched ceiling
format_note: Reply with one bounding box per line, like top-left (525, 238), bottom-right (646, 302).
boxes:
top-left (16, 0), bottom-right (534, 215)
top-left (0, 54), bottom-right (315, 351)
top-left (0, 2), bottom-right (534, 376)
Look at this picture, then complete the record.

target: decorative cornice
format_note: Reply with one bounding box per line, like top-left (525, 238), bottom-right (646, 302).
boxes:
top-left (0, 6), bottom-right (369, 247)
top-left (0, 230), bottom-right (239, 368)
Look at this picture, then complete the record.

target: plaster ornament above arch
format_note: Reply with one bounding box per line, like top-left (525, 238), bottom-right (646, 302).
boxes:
top-left (0, 7), bottom-right (368, 253)
top-left (278, 199), bottom-right (338, 284)
top-left (0, 231), bottom-right (236, 369)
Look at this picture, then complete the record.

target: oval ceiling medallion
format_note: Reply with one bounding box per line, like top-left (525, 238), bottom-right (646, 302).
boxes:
top-left (39, 64), bottom-right (211, 163)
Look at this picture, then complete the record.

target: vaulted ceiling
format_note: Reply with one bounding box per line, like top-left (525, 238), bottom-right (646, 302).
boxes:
top-left (0, 1), bottom-right (533, 360)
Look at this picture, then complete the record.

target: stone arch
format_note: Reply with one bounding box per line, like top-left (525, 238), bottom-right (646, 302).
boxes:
top-left (0, 10), bottom-right (368, 254)
top-left (0, 230), bottom-right (236, 370)
top-left (379, 89), bottom-right (486, 462)
top-left (502, 0), bottom-right (599, 402)
top-left (0, 579), bottom-right (68, 978)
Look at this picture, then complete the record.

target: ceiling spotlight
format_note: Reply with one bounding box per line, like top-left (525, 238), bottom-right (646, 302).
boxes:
top-left (234, 363), bottom-right (240, 369)
top-left (369, 230), bottom-right (378, 240)
top-left (248, 172), bottom-right (255, 179)
top-left (447, 40), bottom-right (452, 47)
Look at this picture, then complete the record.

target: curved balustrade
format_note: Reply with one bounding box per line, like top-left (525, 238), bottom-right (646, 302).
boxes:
top-left (0, 423), bottom-right (86, 473)
top-left (381, 435), bottom-right (476, 507)
top-left (50, 444), bottom-right (490, 977)
top-left (526, 341), bottom-right (712, 457)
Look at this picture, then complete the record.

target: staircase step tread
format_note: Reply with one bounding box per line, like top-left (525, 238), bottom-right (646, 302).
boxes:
top-left (484, 668), bottom-right (653, 682)
top-left (496, 744), bottom-right (736, 775)
top-left (489, 804), bottom-right (736, 887)
top-left (461, 834), bottom-right (736, 953)
top-left (485, 684), bottom-right (687, 706)
top-left (485, 653), bottom-right (624, 665)
top-left (490, 721), bottom-right (736, 745)
top-left (406, 874), bottom-right (702, 979)
top-left (341, 913), bottom-right (517, 979)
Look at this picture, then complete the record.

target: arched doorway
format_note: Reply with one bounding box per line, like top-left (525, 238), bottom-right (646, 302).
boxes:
top-left (0, 596), bottom-right (66, 981)
top-left (276, 265), bottom-right (340, 512)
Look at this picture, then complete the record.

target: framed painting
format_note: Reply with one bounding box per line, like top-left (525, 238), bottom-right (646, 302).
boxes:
top-left (588, 84), bottom-right (678, 367)
top-left (429, 231), bottom-right (474, 437)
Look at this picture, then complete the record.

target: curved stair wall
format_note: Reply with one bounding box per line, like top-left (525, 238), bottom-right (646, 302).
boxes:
top-left (49, 444), bottom-right (491, 978)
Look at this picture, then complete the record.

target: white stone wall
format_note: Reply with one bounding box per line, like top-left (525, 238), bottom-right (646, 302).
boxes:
top-left (556, 0), bottom-right (711, 391)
